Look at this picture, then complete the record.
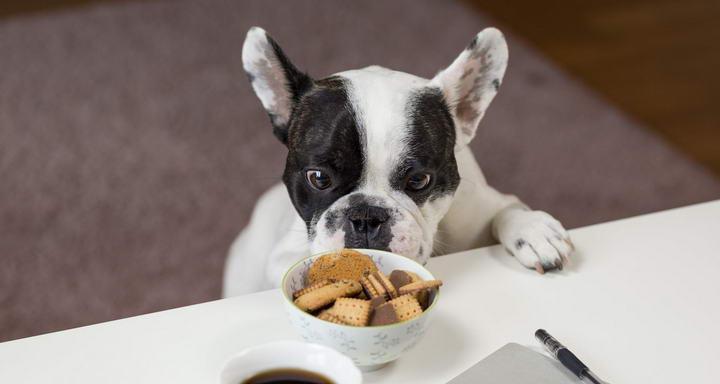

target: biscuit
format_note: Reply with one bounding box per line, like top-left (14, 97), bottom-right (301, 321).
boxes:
top-left (293, 279), bottom-right (332, 299)
top-left (390, 270), bottom-right (428, 306)
top-left (360, 274), bottom-right (386, 299)
top-left (390, 270), bottom-right (430, 310)
top-left (389, 270), bottom-right (414, 289)
top-left (370, 302), bottom-right (399, 326)
top-left (306, 249), bottom-right (378, 285)
top-left (398, 280), bottom-right (443, 296)
top-left (405, 271), bottom-right (423, 283)
top-left (294, 279), bottom-right (362, 312)
top-left (317, 311), bottom-right (351, 325)
top-left (369, 296), bottom-right (386, 309)
top-left (410, 271), bottom-right (432, 308)
top-left (361, 271), bottom-right (399, 300)
top-left (327, 298), bottom-right (371, 326)
top-left (374, 271), bottom-right (399, 299)
top-left (389, 294), bottom-right (423, 322)
top-left (317, 308), bottom-right (330, 317)
top-left (415, 289), bottom-right (430, 310)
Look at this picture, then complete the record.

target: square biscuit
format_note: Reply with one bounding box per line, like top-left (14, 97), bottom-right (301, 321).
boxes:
top-left (293, 279), bottom-right (361, 312)
top-left (389, 294), bottom-right (423, 322)
top-left (327, 298), bottom-right (371, 326)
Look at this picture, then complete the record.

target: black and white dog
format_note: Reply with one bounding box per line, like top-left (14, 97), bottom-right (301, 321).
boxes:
top-left (223, 27), bottom-right (573, 296)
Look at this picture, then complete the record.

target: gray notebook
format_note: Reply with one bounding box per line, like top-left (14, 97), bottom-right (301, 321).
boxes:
top-left (448, 343), bottom-right (583, 384)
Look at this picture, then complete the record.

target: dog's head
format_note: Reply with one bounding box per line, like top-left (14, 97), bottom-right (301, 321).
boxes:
top-left (242, 27), bottom-right (508, 264)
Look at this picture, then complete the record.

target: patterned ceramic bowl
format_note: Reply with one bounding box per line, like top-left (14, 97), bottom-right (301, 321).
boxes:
top-left (281, 249), bottom-right (439, 371)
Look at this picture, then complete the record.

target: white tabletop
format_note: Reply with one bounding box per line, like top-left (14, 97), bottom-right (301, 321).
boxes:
top-left (2, 200), bottom-right (720, 383)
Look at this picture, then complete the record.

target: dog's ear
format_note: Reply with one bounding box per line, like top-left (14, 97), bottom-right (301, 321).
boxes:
top-left (242, 27), bottom-right (313, 144)
top-left (431, 28), bottom-right (508, 147)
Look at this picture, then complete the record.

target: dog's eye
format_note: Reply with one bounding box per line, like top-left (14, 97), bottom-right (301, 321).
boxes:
top-left (306, 170), bottom-right (332, 190)
top-left (405, 173), bottom-right (431, 191)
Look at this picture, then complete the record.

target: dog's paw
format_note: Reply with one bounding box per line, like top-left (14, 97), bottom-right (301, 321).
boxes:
top-left (495, 209), bottom-right (573, 274)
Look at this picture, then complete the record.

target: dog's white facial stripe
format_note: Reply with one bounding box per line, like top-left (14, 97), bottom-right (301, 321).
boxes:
top-left (338, 66), bottom-right (429, 194)
top-left (307, 67), bottom-right (438, 262)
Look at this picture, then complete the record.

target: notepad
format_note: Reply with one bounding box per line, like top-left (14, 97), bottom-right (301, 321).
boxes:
top-left (448, 343), bottom-right (583, 383)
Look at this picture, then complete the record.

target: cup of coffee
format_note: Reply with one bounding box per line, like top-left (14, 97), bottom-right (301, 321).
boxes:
top-left (220, 340), bottom-right (361, 384)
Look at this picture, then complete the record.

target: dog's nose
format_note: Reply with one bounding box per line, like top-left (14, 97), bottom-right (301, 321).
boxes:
top-left (346, 205), bottom-right (390, 241)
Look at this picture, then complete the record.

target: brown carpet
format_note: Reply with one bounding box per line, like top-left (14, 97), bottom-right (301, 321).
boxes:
top-left (1, 0), bottom-right (718, 342)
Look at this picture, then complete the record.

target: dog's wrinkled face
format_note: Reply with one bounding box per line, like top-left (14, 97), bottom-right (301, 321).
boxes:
top-left (285, 71), bottom-right (460, 264)
top-left (242, 27), bottom-right (508, 263)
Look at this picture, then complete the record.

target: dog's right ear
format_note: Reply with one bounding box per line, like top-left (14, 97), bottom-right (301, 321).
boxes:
top-left (242, 27), bottom-right (313, 144)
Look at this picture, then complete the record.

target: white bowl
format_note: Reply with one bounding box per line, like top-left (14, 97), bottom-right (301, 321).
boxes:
top-left (281, 249), bottom-right (439, 371)
top-left (220, 340), bottom-right (361, 384)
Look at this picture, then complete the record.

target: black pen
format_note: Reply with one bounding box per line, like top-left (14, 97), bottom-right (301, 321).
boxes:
top-left (535, 329), bottom-right (605, 384)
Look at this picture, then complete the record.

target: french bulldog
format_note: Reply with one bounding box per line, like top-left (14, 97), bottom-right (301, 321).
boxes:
top-left (223, 27), bottom-right (573, 296)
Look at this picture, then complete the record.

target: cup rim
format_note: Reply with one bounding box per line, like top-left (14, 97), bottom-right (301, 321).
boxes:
top-left (220, 340), bottom-right (361, 383)
top-left (280, 248), bottom-right (440, 329)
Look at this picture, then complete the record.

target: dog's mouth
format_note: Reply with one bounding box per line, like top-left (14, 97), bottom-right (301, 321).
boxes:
top-left (308, 191), bottom-right (434, 265)
top-left (309, 225), bottom-right (425, 254)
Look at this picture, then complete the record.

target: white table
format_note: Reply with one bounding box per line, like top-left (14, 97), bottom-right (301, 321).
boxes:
top-left (2, 201), bottom-right (719, 383)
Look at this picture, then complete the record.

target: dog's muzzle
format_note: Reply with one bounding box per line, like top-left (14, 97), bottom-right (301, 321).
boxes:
top-left (343, 204), bottom-right (392, 250)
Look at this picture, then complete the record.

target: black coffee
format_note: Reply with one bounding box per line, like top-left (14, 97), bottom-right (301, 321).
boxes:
top-left (242, 368), bottom-right (334, 384)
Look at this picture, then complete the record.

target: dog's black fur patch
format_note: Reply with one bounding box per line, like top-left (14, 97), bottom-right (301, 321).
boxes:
top-left (390, 87), bottom-right (460, 206)
top-left (282, 77), bottom-right (364, 232)
top-left (467, 36), bottom-right (478, 50)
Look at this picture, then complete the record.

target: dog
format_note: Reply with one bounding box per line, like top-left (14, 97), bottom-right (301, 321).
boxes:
top-left (223, 27), bottom-right (573, 296)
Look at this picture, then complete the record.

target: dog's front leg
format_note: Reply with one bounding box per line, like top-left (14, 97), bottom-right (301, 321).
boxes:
top-left (492, 203), bottom-right (574, 273)
top-left (441, 146), bottom-right (573, 273)
top-left (224, 200), bottom-right (310, 297)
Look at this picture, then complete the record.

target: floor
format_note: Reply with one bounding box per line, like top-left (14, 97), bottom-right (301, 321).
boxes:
top-left (465, 0), bottom-right (720, 175)
top-left (0, 0), bottom-right (102, 17)
top-left (3, 0), bottom-right (720, 344)
top-left (2, 0), bottom-right (719, 175)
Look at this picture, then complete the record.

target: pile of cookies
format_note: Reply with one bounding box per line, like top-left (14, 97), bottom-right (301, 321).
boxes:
top-left (292, 249), bottom-right (442, 326)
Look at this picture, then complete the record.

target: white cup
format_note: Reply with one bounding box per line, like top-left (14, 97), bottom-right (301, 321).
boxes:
top-left (220, 340), bottom-right (362, 384)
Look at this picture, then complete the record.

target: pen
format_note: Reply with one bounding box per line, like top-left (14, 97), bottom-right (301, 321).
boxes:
top-left (535, 329), bottom-right (605, 384)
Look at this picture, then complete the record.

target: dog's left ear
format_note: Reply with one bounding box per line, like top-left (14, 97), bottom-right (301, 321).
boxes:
top-left (242, 27), bottom-right (313, 145)
top-left (431, 28), bottom-right (508, 147)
